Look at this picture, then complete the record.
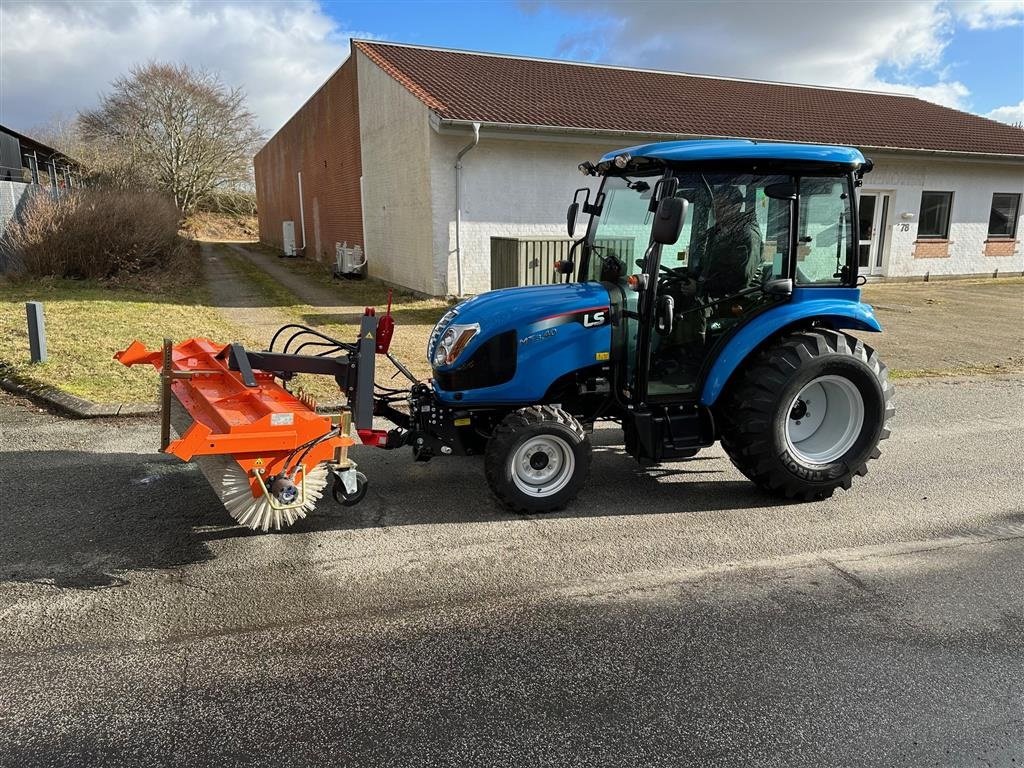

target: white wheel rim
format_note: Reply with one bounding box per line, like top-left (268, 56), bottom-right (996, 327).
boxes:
top-left (784, 375), bottom-right (865, 465)
top-left (511, 434), bottom-right (576, 497)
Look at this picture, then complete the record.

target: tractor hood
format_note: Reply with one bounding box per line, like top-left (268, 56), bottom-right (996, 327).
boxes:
top-left (443, 282), bottom-right (610, 334)
top-left (429, 282), bottom-right (614, 403)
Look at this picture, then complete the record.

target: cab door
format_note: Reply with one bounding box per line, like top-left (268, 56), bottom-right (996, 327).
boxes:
top-left (642, 173), bottom-right (795, 403)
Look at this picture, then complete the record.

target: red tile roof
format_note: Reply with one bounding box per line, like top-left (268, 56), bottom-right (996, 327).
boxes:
top-left (354, 41), bottom-right (1024, 158)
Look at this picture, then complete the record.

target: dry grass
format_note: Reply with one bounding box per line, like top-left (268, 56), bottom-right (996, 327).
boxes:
top-left (183, 212), bottom-right (259, 242)
top-left (2, 189), bottom-right (185, 280)
top-left (0, 247), bottom-right (247, 403)
top-left (246, 241), bottom-right (451, 324)
top-left (215, 247), bottom-right (437, 386)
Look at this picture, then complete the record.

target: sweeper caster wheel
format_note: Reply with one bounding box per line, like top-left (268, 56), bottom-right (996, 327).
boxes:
top-left (332, 470), bottom-right (368, 507)
top-left (484, 406), bottom-right (591, 514)
top-left (718, 329), bottom-right (894, 501)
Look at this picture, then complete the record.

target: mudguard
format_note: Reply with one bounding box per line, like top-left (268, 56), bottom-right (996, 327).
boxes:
top-left (432, 283), bottom-right (613, 405)
top-left (700, 287), bottom-right (882, 406)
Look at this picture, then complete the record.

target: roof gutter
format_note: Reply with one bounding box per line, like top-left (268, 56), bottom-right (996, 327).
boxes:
top-left (430, 115), bottom-right (1024, 162)
top-left (453, 121), bottom-right (481, 298)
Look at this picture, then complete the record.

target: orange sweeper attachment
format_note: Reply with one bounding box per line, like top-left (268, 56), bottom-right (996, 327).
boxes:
top-left (116, 307), bottom-right (407, 532)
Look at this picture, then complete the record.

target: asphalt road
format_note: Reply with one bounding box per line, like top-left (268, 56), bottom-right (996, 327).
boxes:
top-left (1, 374), bottom-right (1023, 767)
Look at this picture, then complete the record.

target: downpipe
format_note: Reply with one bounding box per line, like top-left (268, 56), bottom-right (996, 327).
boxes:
top-left (297, 170), bottom-right (307, 255)
top-left (453, 122), bottom-right (481, 298)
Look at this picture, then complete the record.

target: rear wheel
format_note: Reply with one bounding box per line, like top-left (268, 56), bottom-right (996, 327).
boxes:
top-left (719, 329), bottom-right (894, 500)
top-left (485, 406), bottom-right (591, 513)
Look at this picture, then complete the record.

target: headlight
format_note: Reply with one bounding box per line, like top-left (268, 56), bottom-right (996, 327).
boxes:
top-left (432, 323), bottom-right (479, 367)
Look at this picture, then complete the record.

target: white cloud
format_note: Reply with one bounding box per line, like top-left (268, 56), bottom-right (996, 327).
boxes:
top-left (546, 0), bottom-right (974, 109)
top-left (951, 0), bottom-right (1024, 28)
top-left (0, 0), bottom-right (370, 135)
top-left (986, 99), bottom-right (1024, 123)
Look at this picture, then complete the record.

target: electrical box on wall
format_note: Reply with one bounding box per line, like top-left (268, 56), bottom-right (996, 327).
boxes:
top-left (282, 221), bottom-right (296, 256)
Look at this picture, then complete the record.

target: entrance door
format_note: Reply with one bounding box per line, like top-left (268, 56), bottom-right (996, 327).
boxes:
top-left (857, 192), bottom-right (891, 276)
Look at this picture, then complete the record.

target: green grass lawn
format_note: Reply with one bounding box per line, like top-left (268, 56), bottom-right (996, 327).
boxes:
top-left (0, 269), bottom-right (250, 405)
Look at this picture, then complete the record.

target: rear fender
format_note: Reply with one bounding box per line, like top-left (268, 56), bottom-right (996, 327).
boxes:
top-left (700, 288), bottom-right (882, 406)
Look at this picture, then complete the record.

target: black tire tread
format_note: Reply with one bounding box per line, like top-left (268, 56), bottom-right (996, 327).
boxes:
top-left (719, 328), bottom-right (894, 501)
top-left (484, 405), bottom-right (590, 513)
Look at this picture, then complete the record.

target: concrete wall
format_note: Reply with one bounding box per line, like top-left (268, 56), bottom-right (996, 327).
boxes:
top-left (254, 54), bottom-right (363, 261)
top-left (865, 155), bottom-right (1024, 278)
top-left (428, 133), bottom-right (625, 295)
top-left (356, 50), bottom-right (437, 294)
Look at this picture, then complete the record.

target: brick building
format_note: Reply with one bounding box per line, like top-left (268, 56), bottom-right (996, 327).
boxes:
top-left (254, 40), bottom-right (1024, 296)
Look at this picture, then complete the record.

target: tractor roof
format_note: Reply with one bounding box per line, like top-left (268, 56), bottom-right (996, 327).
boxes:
top-left (600, 139), bottom-right (866, 168)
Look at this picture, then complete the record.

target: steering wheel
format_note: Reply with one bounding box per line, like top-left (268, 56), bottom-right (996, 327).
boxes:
top-left (592, 244), bottom-right (625, 281)
top-left (657, 264), bottom-right (694, 287)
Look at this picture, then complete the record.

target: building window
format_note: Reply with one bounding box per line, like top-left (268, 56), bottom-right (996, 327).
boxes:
top-left (988, 193), bottom-right (1020, 238)
top-left (918, 191), bottom-right (953, 239)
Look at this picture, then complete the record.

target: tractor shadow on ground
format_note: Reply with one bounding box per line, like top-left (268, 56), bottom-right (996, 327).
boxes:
top-left (0, 450), bottom-right (223, 589)
top-left (288, 426), bottom-right (793, 533)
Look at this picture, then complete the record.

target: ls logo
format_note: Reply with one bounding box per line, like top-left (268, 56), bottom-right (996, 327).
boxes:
top-left (581, 309), bottom-right (608, 328)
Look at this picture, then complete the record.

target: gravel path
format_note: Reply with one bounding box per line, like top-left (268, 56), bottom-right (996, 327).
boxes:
top-left (225, 242), bottom-right (366, 325)
top-left (200, 241), bottom-right (294, 346)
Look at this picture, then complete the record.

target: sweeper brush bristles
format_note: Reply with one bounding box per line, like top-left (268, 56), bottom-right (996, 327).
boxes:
top-left (169, 399), bottom-right (328, 532)
top-left (193, 456), bottom-right (329, 532)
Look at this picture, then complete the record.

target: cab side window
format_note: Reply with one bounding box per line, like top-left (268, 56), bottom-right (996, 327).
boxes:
top-left (797, 178), bottom-right (853, 285)
top-left (755, 185), bottom-right (793, 281)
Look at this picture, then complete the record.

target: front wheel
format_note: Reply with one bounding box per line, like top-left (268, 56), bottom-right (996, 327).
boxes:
top-left (719, 329), bottom-right (894, 501)
top-left (484, 406), bottom-right (591, 513)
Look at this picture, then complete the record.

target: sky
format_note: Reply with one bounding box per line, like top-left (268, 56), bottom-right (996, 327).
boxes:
top-left (1, 0), bottom-right (1022, 137)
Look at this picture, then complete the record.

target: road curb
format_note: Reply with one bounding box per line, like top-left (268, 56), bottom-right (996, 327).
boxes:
top-left (1, 366), bottom-right (348, 419)
top-left (0, 377), bottom-right (155, 418)
top-left (0, 368), bottom-right (159, 418)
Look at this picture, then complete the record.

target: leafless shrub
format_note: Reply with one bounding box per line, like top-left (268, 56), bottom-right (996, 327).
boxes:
top-left (199, 189), bottom-right (257, 216)
top-left (2, 188), bottom-right (184, 280)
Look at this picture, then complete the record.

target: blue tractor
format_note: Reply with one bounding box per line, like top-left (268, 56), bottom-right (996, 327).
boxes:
top-left (143, 139), bottom-right (896, 529)
top-left (403, 139), bottom-right (895, 512)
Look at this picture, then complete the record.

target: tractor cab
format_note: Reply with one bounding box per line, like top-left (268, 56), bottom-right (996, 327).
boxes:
top-left (567, 140), bottom-right (875, 461)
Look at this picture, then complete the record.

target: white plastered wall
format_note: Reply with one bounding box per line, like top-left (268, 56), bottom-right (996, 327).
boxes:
top-left (429, 132), bottom-right (631, 295)
top-left (356, 50), bottom-right (437, 294)
top-left (864, 153), bottom-right (1024, 278)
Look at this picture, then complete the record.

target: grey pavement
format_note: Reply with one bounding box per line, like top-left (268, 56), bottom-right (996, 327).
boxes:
top-left (1, 374), bottom-right (1023, 767)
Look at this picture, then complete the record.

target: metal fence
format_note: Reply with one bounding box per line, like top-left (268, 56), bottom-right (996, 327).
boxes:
top-left (490, 236), bottom-right (636, 289)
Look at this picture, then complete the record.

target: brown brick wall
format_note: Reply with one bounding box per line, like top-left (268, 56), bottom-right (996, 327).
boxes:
top-left (984, 239), bottom-right (1017, 257)
top-left (254, 54), bottom-right (363, 261)
top-left (912, 240), bottom-right (950, 259)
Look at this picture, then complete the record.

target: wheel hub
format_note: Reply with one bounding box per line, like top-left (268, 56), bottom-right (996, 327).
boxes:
top-left (789, 399), bottom-right (808, 421)
top-left (511, 435), bottom-right (576, 497)
top-left (784, 376), bottom-right (865, 465)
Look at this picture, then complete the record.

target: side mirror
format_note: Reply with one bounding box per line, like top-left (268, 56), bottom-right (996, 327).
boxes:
top-left (567, 202), bottom-right (579, 237)
top-left (764, 278), bottom-right (793, 297)
top-left (651, 197), bottom-right (688, 245)
top-left (554, 259), bottom-right (574, 275)
top-left (656, 293), bottom-right (675, 335)
top-left (765, 182), bottom-right (797, 200)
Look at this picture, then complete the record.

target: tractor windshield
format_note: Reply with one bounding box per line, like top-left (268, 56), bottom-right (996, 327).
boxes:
top-left (582, 174), bottom-right (658, 283)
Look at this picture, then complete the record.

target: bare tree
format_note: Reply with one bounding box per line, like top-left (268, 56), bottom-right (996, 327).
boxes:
top-left (79, 63), bottom-right (264, 213)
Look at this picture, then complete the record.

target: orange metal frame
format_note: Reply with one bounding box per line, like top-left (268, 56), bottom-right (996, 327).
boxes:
top-left (116, 338), bottom-right (354, 496)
